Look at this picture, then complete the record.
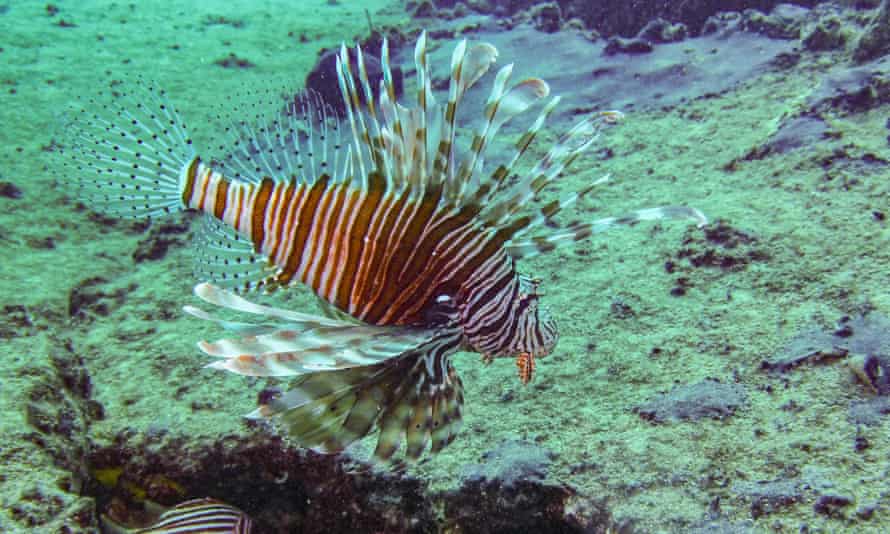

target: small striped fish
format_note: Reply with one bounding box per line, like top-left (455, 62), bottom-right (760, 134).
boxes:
top-left (63, 32), bottom-right (705, 461)
top-left (101, 498), bottom-right (252, 533)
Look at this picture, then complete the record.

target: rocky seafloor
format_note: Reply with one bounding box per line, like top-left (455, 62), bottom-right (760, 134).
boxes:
top-left (1, 0), bottom-right (889, 532)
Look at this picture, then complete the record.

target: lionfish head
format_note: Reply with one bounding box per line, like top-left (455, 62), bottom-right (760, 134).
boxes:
top-left (510, 275), bottom-right (559, 359)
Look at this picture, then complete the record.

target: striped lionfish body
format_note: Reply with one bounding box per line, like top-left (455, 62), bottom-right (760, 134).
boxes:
top-left (64, 32), bottom-right (706, 461)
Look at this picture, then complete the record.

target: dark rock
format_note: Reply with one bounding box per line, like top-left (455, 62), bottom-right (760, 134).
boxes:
top-left (732, 478), bottom-right (803, 519)
top-left (854, 0), bottom-right (890, 63)
top-left (461, 438), bottom-right (553, 486)
top-left (0, 304), bottom-right (35, 339)
top-left (635, 379), bottom-right (747, 423)
top-left (603, 37), bottom-right (653, 56)
top-left (132, 218), bottom-right (191, 263)
top-left (405, 22), bottom-right (798, 128)
top-left (528, 2), bottom-right (562, 33)
top-left (701, 11), bottom-right (744, 36)
top-left (0, 181), bottom-right (22, 199)
top-left (813, 494), bottom-right (854, 517)
top-left (19, 339), bottom-right (98, 529)
top-left (68, 277), bottom-right (136, 319)
top-left (304, 46), bottom-right (404, 116)
top-left (739, 6), bottom-right (805, 39)
top-left (637, 18), bottom-right (688, 43)
top-left (807, 55), bottom-right (890, 113)
top-left (447, 440), bottom-right (618, 532)
top-left (855, 503), bottom-right (878, 520)
top-left (213, 53), bottom-right (256, 69)
top-left (559, 0), bottom-right (822, 38)
top-left (675, 220), bottom-right (769, 271)
top-left (802, 15), bottom-right (847, 51)
top-left (757, 116), bottom-right (829, 157)
top-left (89, 434), bottom-right (434, 533)
top-left (849, 354), bottom-right (890, 394)
top-left (411, 0), bottom-right (437, 18)
top-left (853, 434), bottom-right (870, 452)
top-left (766, 313), bottom-right (890, 375)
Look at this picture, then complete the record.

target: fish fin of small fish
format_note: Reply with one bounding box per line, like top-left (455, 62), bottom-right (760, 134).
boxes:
top-left (193, 215), bottom-right (277, 293)
top-left (247, 327), bottom-right (464, 461)
top-left (505, 206), bottom-right (709, 259)
top-left (59, 78), bottom-right (196, 219)
top-left (134, 497), bottom-right (252, 534)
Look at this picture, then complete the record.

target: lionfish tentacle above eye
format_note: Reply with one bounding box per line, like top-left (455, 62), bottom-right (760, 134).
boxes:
top-left (61, 30), bottom-right (705, 462)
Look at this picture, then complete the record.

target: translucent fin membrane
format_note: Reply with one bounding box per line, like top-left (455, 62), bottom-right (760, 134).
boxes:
top-left (212, 86), bottom-right (349, 186)
top-left (60, 79), bottom-right (195, 218)
top-left (192, 216), bottom-right (271, 293)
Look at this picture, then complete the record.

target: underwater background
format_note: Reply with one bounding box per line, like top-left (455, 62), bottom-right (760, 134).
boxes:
top-left (1, 0), bottom-right (889, 532)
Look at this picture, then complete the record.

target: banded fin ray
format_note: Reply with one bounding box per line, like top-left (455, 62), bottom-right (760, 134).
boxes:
top-left (188, 283), bottom-right (464, 460)
top-left (249, 326), bottom-right (464, 460)
top-left (505, 206), bottom-right (709, 259)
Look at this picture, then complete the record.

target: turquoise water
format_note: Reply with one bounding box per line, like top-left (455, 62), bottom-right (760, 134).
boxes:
top-left (2, 1), bottom-right (889, 532)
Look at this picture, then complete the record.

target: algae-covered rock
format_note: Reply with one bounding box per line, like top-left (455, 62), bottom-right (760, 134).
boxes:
top-left (854, 0), bottom-right (890, 63)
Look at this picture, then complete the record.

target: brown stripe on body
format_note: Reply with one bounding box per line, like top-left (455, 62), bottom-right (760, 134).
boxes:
top-left (386, 214), bottom-right (486, 323)
top-left (181, 156), bottom-right (201, 207)
top-left (336, 175), bottom-right (386, 314)
top-left (232, 183), bottom-right (247, 232)
top-left (196, 167), bottom-right (213, 212)
top-left (369, 203), bottom-right (480, 324)
top-left (364, 184), bottom-right (444, 324)
top-left (298, 177), bottom-right (337, 286)
top-left (267, 182), bottom-right (296, 264)
top-left (357, 190), bottom-right (412, 324)
top-left (311, 183), bottom-right (349, 296)
top-left (350, 192), bottom-right (396, 318)
top-left (350, 172), bottom-right (395, 316)
top-left (213, 178), bottom-right (229, 219)
top-left (398, 208), bottom-right (516, 324)
top-left (261, 182), bottom-right (288, 258)
top-left (276, 175), bottom-right (329, 286)
top-left (250, 178), bottom-right (275, 250)
top-left (303, 180), bottom-right (346, 291)
top-left (321, 186), bottom-right (359, 301)
top-left (396, 203), bottom-right (480, 293)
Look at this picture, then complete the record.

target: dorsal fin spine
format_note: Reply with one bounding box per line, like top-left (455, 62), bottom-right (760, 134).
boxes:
top-left (336, 44), bottom-right (369, 189)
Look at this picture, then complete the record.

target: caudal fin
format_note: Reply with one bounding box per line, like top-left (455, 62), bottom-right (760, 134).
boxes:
top-left (59, 80), bottom-right (196, 219)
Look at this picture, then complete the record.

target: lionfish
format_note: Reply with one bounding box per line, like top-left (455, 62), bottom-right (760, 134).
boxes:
top-left (64, 32), bottom-right (705, 461)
